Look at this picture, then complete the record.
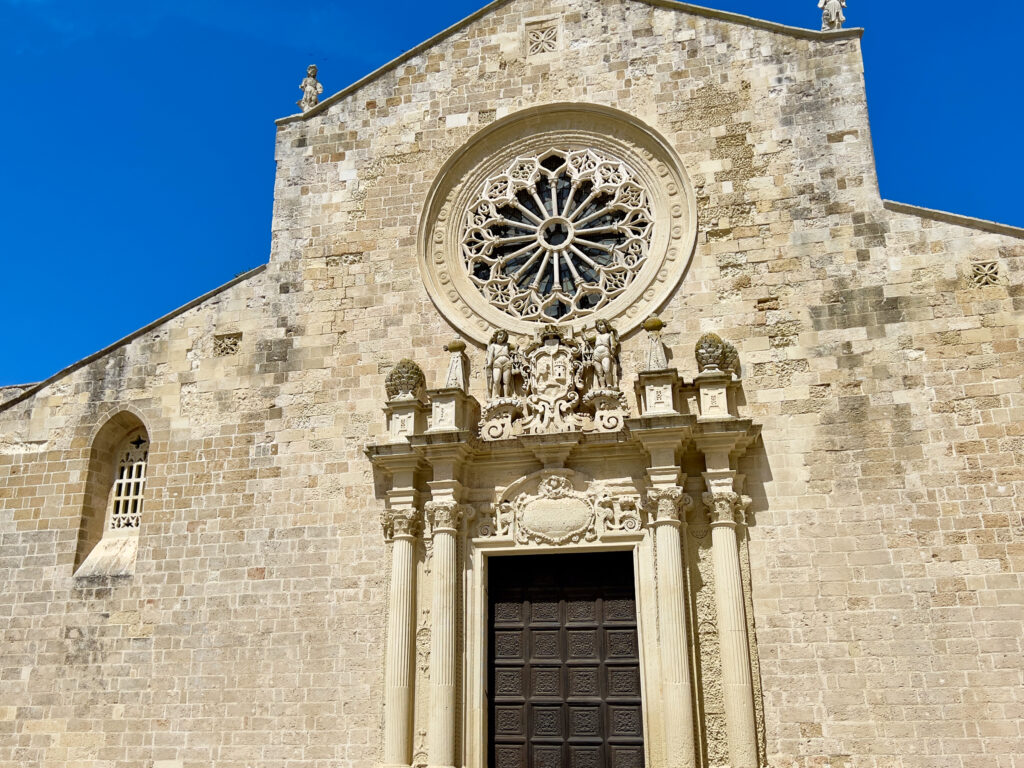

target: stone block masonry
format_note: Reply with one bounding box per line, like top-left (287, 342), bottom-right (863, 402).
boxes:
top-left (2, 1), bottom-right (1023, 766)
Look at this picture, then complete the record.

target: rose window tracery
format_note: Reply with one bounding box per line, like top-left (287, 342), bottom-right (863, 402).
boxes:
top-left (461, 149), bottom-right (654, 322)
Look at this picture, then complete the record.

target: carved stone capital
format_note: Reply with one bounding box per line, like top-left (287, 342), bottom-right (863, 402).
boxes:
top-left (425, 500), bottom-right (468, 534)
top-left (701, 491), bottom-right (750, 527)
top-left (381, 507), bottom-right (423, 541)
top-left (646, 486), bottom-right (693, 525)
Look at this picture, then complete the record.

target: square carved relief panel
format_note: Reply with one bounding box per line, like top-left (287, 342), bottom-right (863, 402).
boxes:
top-left (525, 16), bottom-right (560, 57)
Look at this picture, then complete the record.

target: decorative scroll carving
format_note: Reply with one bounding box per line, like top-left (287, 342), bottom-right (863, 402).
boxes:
top-left (386, 359), bottom-right (426, 400)
top-left (515, 475), bottom-right (597, 546)
top-left (475, 470), bottom-right (644, 544)
top-left (695, 333), bottom-right (740, 376)
top-left (381, 507), bottom-right (423, 541)
top-left (297, 64), bottom-right (324, 112)
top-left (425, 500), bottom-right (468, 533)
top-left (479, 325), bottom-right (627, 439)
top-left (818, 0), bottom-right (846, 31)
top-left (519, 328), bottom-right (585, 435)
top-left (598, 497), bottom-right (643, 533)
top-left (645, 487), bottom-right (694, 525)
top-left (461, 148), bottom-right (654, 324)
top-left (701, 491), bottom-right (752, 527)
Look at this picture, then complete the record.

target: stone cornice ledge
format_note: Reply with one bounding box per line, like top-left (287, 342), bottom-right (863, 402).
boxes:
top-left (0, 264), bottom-right (268, 415)
top-left (275, 0), bottom-right (862, 126)
top-left (883, 200), bottom-right (1024, 240)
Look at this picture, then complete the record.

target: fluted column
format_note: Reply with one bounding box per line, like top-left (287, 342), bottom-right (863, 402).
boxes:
top-left (382, 507), bottom-right (423, 767)
top-left (703, 487), bottom-right (758, 767)
top-left (647, 487), bottom-right (698, 768)
top-left (425, 500), bottom-right (465, 768)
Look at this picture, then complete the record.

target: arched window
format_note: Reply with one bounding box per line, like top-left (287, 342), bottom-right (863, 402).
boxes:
top-left (74, 413), bottom-right (150, 577)
top-left (107, 430), bottom-right (148, 531)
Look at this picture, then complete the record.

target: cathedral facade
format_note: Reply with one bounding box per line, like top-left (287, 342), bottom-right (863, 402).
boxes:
top-left (1, 2), bottom-right (1022, 768)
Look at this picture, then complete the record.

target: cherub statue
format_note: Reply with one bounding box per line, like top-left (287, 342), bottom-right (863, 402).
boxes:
top-left (485, 330), bottom-right (514, 399)
top-left (297, 65), bottom-right (324, 112)
top-left (819, 0), bottom-right (846, 31)
top-left (590, 319), bottom-right (620, 389)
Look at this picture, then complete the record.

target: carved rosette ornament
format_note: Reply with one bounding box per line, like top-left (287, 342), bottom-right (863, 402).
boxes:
top-left (425, 500), bottom-right (468, 534)
top-left (645, 487), bottom-right (694, 525)
top-left (386, 359), bottom-right (426, 400)
top-left (702, 491), bottom-right (752, 527)
top-left (462, 148), bottom-right (654, 324)
top-left (418, 105), bottom-right (699, 344)
top-left (381, 507), bottom-right (423, 541)
top-left (695, 332), bottom-right (740, 376)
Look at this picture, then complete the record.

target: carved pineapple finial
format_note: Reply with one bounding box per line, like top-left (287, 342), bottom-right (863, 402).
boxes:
top-left (695, 333), bottom-right (740, 377)
top-left (386, 359), bottom-right (426, 400)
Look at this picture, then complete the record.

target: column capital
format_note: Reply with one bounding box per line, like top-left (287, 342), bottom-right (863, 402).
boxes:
top-left (645, 486), bottom-right (694, 526)
top-left (425, 500), bottom-right (470, 534)
top-left (381, 506), bottom-right (423, 542)
top-left (701, 491), bottom-right (751, 527)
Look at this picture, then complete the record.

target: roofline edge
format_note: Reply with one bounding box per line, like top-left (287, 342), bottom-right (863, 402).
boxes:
top-left (883, 200), bottom-right (1024, 240)
top-left (0, 264), bottom-right (269, 415)
top-left (275, 0), bottom-right (863, 126)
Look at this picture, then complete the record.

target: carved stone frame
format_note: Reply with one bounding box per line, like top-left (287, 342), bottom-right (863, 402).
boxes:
top-left (459, 470), bottom-right (667, 768)
top-left (418, 103), bottom-right (698, 344)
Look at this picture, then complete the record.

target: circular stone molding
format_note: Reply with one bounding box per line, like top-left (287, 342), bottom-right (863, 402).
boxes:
top-left (419, 103), bottom-right (697, 344)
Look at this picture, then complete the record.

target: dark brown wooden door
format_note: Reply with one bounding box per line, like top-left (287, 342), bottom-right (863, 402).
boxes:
top-left (489, 552), bottom-right (644, 768)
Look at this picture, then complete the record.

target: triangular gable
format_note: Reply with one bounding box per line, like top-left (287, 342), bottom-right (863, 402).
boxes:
top-left (276, 0), bottom-right (861, 125)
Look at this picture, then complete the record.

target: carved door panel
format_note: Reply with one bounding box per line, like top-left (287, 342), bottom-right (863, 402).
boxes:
top-left (489, 552), bottom-right (644, 768)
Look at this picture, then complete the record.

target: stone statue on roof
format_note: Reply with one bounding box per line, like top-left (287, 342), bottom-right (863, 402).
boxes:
top-left (297, 65), bottom-right (324, 113)
top-left (819, 0), bottom-right (847, 31)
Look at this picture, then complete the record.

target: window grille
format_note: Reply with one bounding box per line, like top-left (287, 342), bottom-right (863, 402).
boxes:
top-left (109, 434), bottom-right (148, 530)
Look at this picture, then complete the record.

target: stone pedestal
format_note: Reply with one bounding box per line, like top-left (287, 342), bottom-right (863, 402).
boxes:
top-left (694, 369), bottom-right (732, 420)
top-left (635, 369), bottom-right (681, 417)
top-left (426, 388), bottom-right (479, 434)
top-left (386, 398), bottom-right (428, 442)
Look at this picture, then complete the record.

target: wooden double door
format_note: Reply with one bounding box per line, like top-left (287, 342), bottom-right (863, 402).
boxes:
top-left (488, 552), bottom-right (644, 768)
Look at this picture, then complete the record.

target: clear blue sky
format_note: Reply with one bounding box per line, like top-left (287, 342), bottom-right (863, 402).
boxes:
top-left (0, 1), bottom-right (1019, 386)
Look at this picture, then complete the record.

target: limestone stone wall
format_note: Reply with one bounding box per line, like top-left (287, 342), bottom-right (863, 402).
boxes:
top-left (1, 1), bottom-right (1022, 766)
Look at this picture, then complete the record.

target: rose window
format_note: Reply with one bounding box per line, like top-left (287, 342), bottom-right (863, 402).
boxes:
top-left (461, 149), bottom-right (654, 322)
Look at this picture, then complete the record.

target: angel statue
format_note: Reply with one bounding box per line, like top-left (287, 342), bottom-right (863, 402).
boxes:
top-left (297, 65), bottom-right (324, 112)
top-left (819, 0), bottom-right (846, 31)
top-left (485, 329), bottom-right (514, 399)
top-left (589, 319), bottom-right (620, 389)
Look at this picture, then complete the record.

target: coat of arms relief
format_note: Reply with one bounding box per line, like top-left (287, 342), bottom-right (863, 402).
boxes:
top-left (480, 323), bottom-right (629, 441)
top-left (475, 470), bottom-right (643, 546)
